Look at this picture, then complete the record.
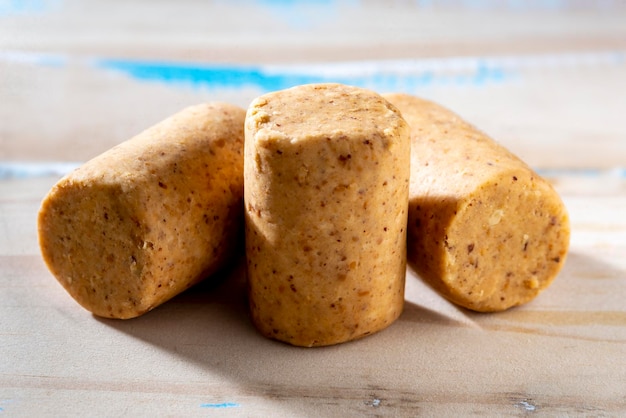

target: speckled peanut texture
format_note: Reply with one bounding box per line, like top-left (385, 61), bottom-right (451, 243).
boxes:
top-left (383, 93), bottom-right (570, 312)
top-left (38, 103), bottom-right (245, 319)
top-left (245, 83), bottom-right (410, 347)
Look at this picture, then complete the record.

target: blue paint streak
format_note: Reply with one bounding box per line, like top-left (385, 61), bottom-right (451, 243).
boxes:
top-left (0, 399), bottom-right (13, 413)
top-left (0, 162), bottom-right (80, 180)
top-left (97, 59), bottom-right (330, 92)
top-left (0, 50), bottom-right (66, 67)
top-left (0, 0), bottom-right (60, 16)
top-left (96, 58), bottom-right (510, 93)
top-left (200, 402), bottom-right (240, 409)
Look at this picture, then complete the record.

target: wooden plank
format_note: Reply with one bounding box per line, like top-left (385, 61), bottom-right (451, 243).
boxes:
top-left (2, 1), bottom-right (626, 416)
top-left (1, 2), bottom-right (625, 168)
top-left (1, 174), bottom-right (625, 416)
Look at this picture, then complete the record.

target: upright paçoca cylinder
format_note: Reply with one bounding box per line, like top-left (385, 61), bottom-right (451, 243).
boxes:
top-left (244, 83), bottom-right (410, 347)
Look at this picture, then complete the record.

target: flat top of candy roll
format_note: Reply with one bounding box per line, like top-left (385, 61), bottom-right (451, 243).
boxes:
top-left (246, 83), bottom-right (407, 144)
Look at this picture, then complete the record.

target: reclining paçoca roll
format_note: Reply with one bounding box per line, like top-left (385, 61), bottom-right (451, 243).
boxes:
top-left (38, 103), bottom-right (246, 319)
top-left (384, 93), bottom-right (570, 312)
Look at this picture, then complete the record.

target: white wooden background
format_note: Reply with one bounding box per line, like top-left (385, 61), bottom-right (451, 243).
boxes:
top-left (1, 1), bottom-right (625, 416)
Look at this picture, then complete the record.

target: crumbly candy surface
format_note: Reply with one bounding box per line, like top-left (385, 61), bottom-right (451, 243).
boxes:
top-left (384, 93), bottom-right (570, 312)
top-left (38, 103), bottom-right (246, 319)
top-left (245, 83), bottom-right (410, 346)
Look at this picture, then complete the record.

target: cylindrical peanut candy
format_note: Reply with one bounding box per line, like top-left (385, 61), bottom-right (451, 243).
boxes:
top-left (383, 93), bottom-right (570, 312)
top-left (38, 103), bottom-right (246, 319)
top-left (245, 83), bottom-right (410, 347)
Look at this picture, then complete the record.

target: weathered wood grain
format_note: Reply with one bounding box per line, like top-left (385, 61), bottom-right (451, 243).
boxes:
top-left (1, 173), bottom-right (624, 416)
top-left (1, 1), bottom-right (625, 416)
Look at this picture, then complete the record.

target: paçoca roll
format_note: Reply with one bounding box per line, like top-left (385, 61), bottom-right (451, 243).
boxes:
top-left (245, 83), bottom-right (410, 346)
top-left (38, 103), bottom-right (246, 319)
top-left (384, 93), bottom-right (570, 312)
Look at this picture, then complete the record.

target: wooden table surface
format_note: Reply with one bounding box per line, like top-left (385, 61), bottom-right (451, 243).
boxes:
top-left (1, 1), bottom-right (625, 416)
